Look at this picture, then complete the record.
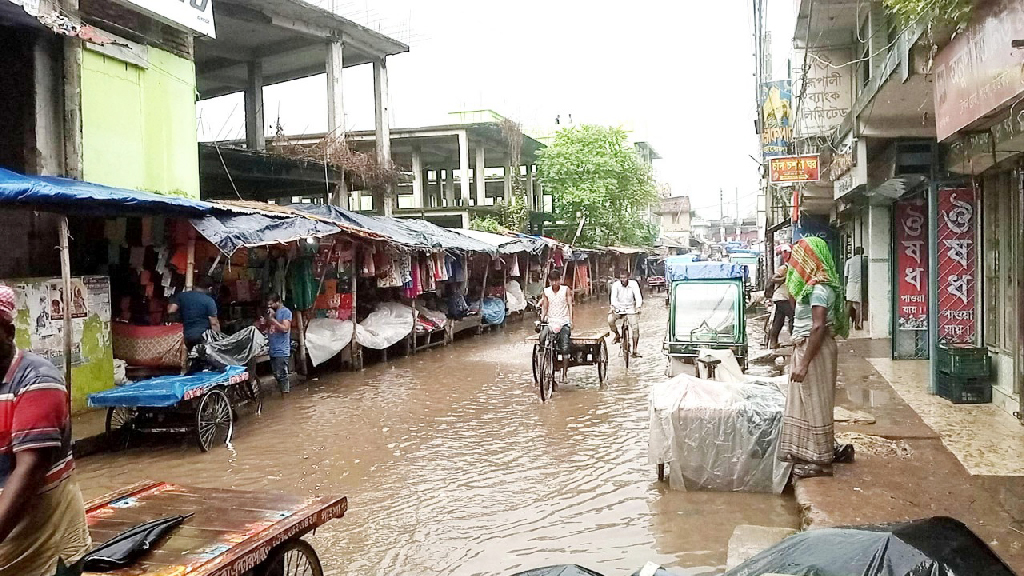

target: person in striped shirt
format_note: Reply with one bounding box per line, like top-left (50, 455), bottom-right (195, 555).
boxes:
top-left (0, 285), bottom-right (90, 576)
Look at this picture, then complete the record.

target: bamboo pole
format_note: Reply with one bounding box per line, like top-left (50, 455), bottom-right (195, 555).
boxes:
top-left (185, 226), bottom-right (196, 290)
top-left (350, 242), bottom-right (361, 370)
top-left (59, 216), bottom-right (73, 414)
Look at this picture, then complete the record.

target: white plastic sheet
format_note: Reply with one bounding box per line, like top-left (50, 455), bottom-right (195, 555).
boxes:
top-left (696, 347), bottom-right (745, 382)
top-left (305, 318), bottom-right (354, 366)
top-left (648, 373), bottom-right (791, 493)
top-left (356, 302), bottom-right (415, 349)
top-left (505, 280), bottom-right (527, 313)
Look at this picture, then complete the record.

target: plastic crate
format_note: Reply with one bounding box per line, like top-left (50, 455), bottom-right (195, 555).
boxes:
top-left (936, 344), bottom-right (991, 378)
top-left (937, 373), bottom-right (992, 404)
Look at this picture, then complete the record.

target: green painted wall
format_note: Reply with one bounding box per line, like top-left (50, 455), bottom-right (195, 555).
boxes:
top-left (82, 47), bottom-right (200, 198)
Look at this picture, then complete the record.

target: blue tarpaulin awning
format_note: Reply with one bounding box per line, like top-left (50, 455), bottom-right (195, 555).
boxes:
top-left (0, 167), bottom-right (215, 216)
top-left (454, 229), bottom-right (546, 255)
top-left (294, 204), bottom-right (430, 249)
top-left (666, 259), bottom-right (746, 282)
top-left (190, 213), bottom-right (342, 256)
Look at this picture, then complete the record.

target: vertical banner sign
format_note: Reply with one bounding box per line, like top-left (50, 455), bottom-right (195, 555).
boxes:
top-left (760, 80), bottom-right (792, 158)
top-left (937, 187), bottom-right (977, 343)
top-left (895, 198), bottom-right (928, 330)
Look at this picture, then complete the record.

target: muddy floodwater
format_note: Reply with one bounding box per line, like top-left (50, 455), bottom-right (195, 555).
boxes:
top-left (77, 301), bottom-right (799, 576)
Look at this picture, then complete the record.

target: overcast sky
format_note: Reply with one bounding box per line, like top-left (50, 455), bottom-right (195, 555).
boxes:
top-left (198, 0), bottom-right (796, 220)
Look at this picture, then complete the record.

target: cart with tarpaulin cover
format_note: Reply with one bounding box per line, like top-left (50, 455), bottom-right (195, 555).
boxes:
top-left (663, 259), bottom-right (748, 376)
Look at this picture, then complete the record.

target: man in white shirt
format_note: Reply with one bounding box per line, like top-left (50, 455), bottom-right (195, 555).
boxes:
top-left (608, 269), bottom-right (643, 357)
top-left (844, 247), bottom-right (864, 331)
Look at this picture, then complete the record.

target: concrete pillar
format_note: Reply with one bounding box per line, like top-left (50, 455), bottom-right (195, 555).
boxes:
top-left (411, 149), bottom-right (423, 209)
top-left (33, 38), bottom-right (64, 175)
top-left (421, 168), bottom-right (430, 207)
top-left (244, 60), bottom-right (265, 151)
top-left (61, 0), bottom-right (83, 179)
top-left (459, 130), bottom-right (471, 207)
top-left (866, 205), bottom-right (892, 338)
top-left (503, 159), bottom-right (512, 204)
top-left (326, 40), bottom-right (347, 206)
top-left (525, 164), bottom-right (535, 210)
top-left (475, 147), bottom-right (486, 206)
top-left (373, 58), bottom-right (393, 215)
top-left (445, 168), bottom-right (456, 206)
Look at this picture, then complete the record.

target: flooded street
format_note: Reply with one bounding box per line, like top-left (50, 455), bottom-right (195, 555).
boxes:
top-left (77, 301), bottom-right (799, 576)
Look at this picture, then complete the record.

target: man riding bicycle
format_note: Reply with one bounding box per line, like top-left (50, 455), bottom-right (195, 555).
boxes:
top-left (539, 268), bottom-right (573, 379)
top-left (609, 269), bottom-right (643, 358)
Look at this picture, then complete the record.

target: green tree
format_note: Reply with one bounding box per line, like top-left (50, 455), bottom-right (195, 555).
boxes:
top-left (537, 125), bottom-right (659, 247)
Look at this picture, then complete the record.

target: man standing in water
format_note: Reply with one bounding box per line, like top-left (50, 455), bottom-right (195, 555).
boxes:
top-left (0, 285), bottom-right (91, 575)
top-left (540, 269), bottom-right (573, 381)
top-left (266, 294), bottom-right (293, 395)
top-left (608, 269), bottom-right (643, 357)
top-left (779, 238), bottom-right (849, 478)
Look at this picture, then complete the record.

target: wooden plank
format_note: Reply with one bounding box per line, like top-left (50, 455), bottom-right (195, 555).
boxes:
top-left (59, 216), bottom-right (73, 413)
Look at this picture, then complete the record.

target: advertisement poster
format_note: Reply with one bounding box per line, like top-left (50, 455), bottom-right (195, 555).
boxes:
top-left (937, 187), bottom-right (977, 343)
top-left (760, 80), bottom-right (792, 158)
top-left (895, 198), bottom-right (928, 330)
top-left (769, 154), bottom-right (820, 184)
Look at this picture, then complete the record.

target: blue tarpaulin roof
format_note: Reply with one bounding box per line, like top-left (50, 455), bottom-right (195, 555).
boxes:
top-left (396, 218), bottom-right (497, 254)
top-left (455, 229), bottom-right (546, 255)
top-left (0, 167), bottom-right (214, 216)
top-left (191, 213), bottom-right (342, 256)
top-left (666, 259), bottom-right (746, 281)
top-left (89, 366), bottom-right (248, 408)
top-left (294, 204), bottom-right (430, 249)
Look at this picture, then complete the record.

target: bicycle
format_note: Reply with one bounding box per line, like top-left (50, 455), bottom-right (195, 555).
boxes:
top-left (529, 321), bottom-right (609, 401)
top-left (611, 312), bottom-right (637, 371)
top-left (532, 322), bottom-right (557, 401)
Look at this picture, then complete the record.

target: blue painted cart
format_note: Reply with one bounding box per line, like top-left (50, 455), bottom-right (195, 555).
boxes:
top-left (89, 366), bottom-right (261, 452)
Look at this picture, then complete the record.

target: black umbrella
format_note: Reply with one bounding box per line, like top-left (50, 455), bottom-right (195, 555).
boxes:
top-left (56, 513), bottom-right (193, 575)
top-left (510, 566), bottom-right (607, 576)
top-left (726, 516), bottom-right (1015, 576)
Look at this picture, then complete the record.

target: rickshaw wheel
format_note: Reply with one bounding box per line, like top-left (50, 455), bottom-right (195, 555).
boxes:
top-left (257, 538), bottom-right (324, 576)
top-left (531, 344), bottom-right (540, 385)
top-left (105, 407), bottom-right (136, 449)
top-left (657, 463), bottom-right (667, 482)
top-left (248, 373), bottom-right (264, 415)
top-left (196, 389), bottom-right (233, 452)
top-left (597, 341), bottom-right (609, 385)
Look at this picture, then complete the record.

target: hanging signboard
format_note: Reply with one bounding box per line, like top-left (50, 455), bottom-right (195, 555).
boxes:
top-left (760, 80), bottom-right (792, 158)
top-left (769, 154), bottom-right (820, 184)
top-left (936, 187), bottom-right (977, 343)
top-left (108, 0), bottom-right (216, 37)
top-left (895, 198), bottom-right (928, 331)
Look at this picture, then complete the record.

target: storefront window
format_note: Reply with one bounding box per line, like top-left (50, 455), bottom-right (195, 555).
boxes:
top-left (984, 175), bottom-right (1000, 348)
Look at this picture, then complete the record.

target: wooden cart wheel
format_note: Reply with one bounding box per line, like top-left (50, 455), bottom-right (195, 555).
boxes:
top-left (105, 407), bottom-right (137, 449)
top-left (196, 389), bottom-right (233, 452)
top-left (257, 538), bottom-right (324, 576)
top-left (597, 340), bottom-right (609, 386)
top-left (531, 344), bottom-right (540, 385)
top-left (249, 374), bottom-right (263, 415)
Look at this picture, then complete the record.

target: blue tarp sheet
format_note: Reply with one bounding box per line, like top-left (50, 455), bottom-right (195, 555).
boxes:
top-left (89, 366), bottom-right (248, 408)
top-left (294, 204), bottom-right (430, 248)
top-left (455, 229), bottom-right (546, 255)
top-left (397, 218), bottom-right (497, 254)
top-left (667, 259), bottom-right (746, 281)
top-left (0, 167), bottom-right (214, 216)
top-left (191, 213), bottom-right (342, 256)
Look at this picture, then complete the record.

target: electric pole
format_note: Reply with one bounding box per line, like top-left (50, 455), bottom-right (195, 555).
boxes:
top-left (719, 189), bottom-right (725, 243)
top-left (736, 187), bottom-right (741, 242)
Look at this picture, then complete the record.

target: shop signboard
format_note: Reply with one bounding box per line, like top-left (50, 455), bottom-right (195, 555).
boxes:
top-left (760, 80), bottom-right (792, 158)
top-left (792, 48), bottom-right (854, 137)
top-left (937, 187), bottom-right (977, 343)
top-left (895, 198), bottom-right (928, 331)
top-left (108, 0), bottom-right (216, 37)
top-left (769, 154), bottom-right (819, 184)
top-left (933, 0), bottom-right (1024, 141)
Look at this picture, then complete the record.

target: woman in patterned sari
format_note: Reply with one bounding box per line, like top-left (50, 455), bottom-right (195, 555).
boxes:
top-left (779, 237), bottom-right (849, 478)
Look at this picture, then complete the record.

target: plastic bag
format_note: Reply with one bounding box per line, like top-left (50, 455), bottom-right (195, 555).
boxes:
top-left (305, 318), bottom-right (354, 366)
top-left (195, 327), bottom-right (268, 370)
top-left (356, 302), bottom-right (414, 349)
top-left (505, 280), bottom-right (527, 313)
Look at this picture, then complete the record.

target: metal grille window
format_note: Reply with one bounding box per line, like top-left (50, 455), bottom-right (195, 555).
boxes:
top-left (982, 172), bottom-right (1018, 356)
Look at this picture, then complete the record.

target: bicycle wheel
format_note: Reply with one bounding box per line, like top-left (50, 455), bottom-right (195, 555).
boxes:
top-left (622, 324), bottom-right (631, 371)
top-left (531, 344), bottom-right (540, 385)
top-left (257, 538), bottom-right (324, 576)
top-left (538, 346), bottom-right (554, 401)
top-left (105, 407), bottom-right (136, 449)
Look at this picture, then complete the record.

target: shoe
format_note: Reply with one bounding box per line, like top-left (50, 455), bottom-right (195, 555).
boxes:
top-left (631, 352), bottom-right (643, 359)
top-left (611, 335), bottom-right (621, 344)
top-left (793, 463), bottom-right (833, 478)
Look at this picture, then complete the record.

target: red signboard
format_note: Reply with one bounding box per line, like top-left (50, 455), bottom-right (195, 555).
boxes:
top-left (895, 198), bottom-right (928, 331)
top-left (937, 187), bottom-right (977, 344)
top-left (933, 0), bottom-right (1024, 141)
top-left (769, 154), bottom-right (820, 184)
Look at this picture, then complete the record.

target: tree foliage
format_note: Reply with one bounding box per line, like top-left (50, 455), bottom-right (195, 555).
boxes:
top-left (882, 0), bottom-right (972, 32)
top-left (470, 217), bottom-right (505, 234)
top-left (537, 125), bottom-right (659, 247)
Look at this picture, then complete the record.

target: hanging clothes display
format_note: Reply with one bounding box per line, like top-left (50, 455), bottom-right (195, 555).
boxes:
top-left (287, 251), bottom-right (317, 311)
top-left (362, 245), bottom-right (377, 277)
top-left (509, 255), bottom-right (521, 277)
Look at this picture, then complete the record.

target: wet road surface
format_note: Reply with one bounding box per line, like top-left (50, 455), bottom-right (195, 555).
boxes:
top-left (77, 301), bottom-right (799, 576)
